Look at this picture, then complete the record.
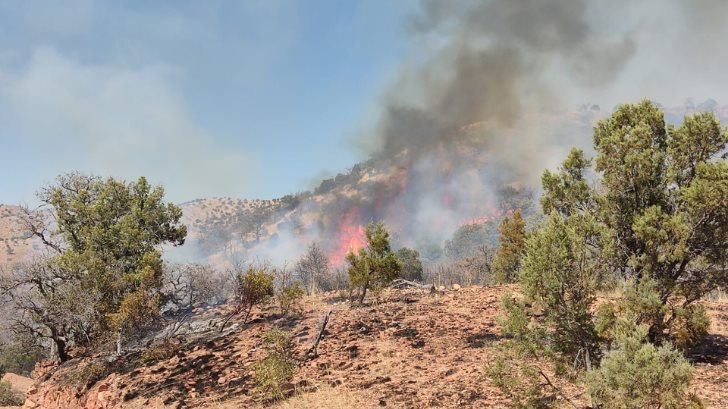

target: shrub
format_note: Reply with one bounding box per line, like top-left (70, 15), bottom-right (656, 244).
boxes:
top-left (140, 340), bottom-right (179, 365)
top-left (253, 329), bottom-right (296, 402)
top-left (396, 247), bottom-right (423, 282)
top-left (0, 379), bottom-right (24, 407)
top-left (59, 360), bottom-right (110, 388)
top-left (277, 282), bottom-right (305, 316)
top-left (347, 222), bottom-right (401, 304)
top-left (586, 322), bottom-right (702, 409)
top-left (671, 304), bottom-right (710, 350)
top-left (235, 266), bottom-right (275, 323)
top-left (517, 212), bottom-right (604, 367)
top-left (597, 278), bottom-right (710, 350)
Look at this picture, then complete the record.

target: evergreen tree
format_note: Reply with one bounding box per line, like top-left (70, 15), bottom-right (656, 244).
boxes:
top-left (4, 173), bottom-right (186, 360)
top-left (347, 222), bottom-right (401, 304)
top-left (493, 210), bottom-right (527, 283)
top-left (396, 247), bottom-right (424, 282)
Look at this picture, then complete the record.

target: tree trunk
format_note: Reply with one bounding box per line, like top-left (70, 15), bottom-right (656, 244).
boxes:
top-left (359, 282), bottom-right (368, 305)
top-left (50, 333), bottom-right (69, 362)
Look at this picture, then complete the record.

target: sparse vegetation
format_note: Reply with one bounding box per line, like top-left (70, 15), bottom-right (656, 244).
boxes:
top-left (0, 377), bottom-right (24, 407)
top-left (232, 266), bottom-right (275, 324)
top-left (586, 318), bottom-right (703, 409)
top-left (295, 242), bottom-right (330, 294)
top-left (253, 329), bottom-right (297, 402)
top-left (276, 281), bottom-right (305, 316)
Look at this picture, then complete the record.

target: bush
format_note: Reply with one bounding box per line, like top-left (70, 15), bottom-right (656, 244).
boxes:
top-left (347, 222), bottom-right (401, 304)
top-left (59, 360), bottom-right (110, 388)
top-left (140, 340), bottom-right (179, 365)
top-left (672, 304), bottom-right (710, 350)
top-left (0, 379), bottom-right (24, 407)
top-left (277, 282), bottom-right (305, 316)
top-left (234, 266), bottom-right (275, 323)
top-left (0, 336), bottom-right (45, 376)
top-left (597, 278), bottom-right (710, 350)
top-left (253, 329), bottom-right (296, 402)
top-left (586, 322), bottom-right (702, 409)
top-left (396, 247), bottom-right (423, 282)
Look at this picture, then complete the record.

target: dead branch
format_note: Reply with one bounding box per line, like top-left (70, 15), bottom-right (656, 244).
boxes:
top-left (308, 310), bottom-right (332, 358)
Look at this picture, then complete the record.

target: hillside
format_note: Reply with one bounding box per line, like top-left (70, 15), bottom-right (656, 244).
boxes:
top-left (16, 285), bottom-right (728, 408)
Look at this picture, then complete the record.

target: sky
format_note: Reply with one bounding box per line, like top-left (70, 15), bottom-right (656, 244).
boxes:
top-left (3, 0), bottom-right (728, 205)
top-left (0, 0), bottom-right (416, 204)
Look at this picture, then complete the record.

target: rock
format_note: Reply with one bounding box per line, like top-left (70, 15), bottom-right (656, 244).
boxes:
top-left (438, 286), bottom-right (446, 291)
top-left (452, 284), bottom-right (461, 290)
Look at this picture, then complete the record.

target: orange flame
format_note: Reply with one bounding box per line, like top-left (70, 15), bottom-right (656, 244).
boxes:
top-left (329, 207), bottom-right (367, 267)
top-left (459, 207), bottom-right (514, 227)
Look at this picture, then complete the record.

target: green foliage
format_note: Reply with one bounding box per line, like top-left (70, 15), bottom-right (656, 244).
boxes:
top-left (0, 379), bottom-right (24, 407)
top-left (346, 222), bottom-right (402, 303)
top-left (586, 321), bottom-right (701, 409)
top-left (235, 266), bottom-right (275, 323)
top-left (591, 101), bottom-right (726, 342)
top-left (540, 148), bottom-right (594, 216)
top-left (493, 210), bottom-right (527, 283)
top-left (598, 277), bottom-right (710, 352)
top-left (395, 247), bottom-right (424, 281)
top-left (140, 339), bottom-right (179, 365)
top-left (0, 336), bottom-right (45, 376)
top-left (253, 329), bottom-right (296, 402)
top-left (518, 212), bottom-right (605, 366)
top-left (535, 101), bottom-right (728, 345)
top-left (444, 221), bottom-right (498, 261)
top-left (485, 354), bottom-right (549, 409)
top-left (486, 295), bottom-right (560, 408)
top-left (671, 304), bottom-right (710, 350)
top-left (7, 173), bottom-right (187, 360)
top-left (276, 282), bottom-right (305, 316)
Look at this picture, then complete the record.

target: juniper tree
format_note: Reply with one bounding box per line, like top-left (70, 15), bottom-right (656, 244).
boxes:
top-left (2, 173), bottom-right (186, 360)
top-left (591, 101), bottom-right (726, 342)
top-left (346, 222), bottom-right (401, 304)
top-left (396, 247), bottom-right (424, 282)
top-left (493, 210), bottom-right (527, 283)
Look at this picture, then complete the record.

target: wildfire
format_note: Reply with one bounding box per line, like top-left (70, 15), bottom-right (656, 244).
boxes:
top-left (459, 207), bottom-right (515, 227)
top-left (328, 207), bottom-right (367, 267)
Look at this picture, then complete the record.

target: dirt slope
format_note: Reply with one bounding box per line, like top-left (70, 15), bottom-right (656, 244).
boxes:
top-left (19, 286), bottom-right (728, 408)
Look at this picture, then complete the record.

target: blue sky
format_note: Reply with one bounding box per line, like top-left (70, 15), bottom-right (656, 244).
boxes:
top-left (4, 1), bottom-right (728, 205)
top-left (0, 1), bottom-right (416, 204)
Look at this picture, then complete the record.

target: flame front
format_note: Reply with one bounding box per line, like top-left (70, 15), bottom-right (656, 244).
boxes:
top-left (329, 207), bottom-right (367, 267)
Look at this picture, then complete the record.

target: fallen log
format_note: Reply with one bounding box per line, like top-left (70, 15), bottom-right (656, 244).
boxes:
top-left (390, 278), bottom-right (428, 289)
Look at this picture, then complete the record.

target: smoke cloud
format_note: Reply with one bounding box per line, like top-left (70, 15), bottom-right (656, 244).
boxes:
top-left (184, 0), bottom-right (728, 270)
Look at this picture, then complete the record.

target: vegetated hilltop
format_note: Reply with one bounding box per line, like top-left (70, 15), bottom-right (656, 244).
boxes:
top-left (15, 285), bottom-right (728, 409)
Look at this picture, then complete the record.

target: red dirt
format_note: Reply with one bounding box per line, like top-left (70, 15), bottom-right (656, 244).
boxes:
top-left (19, 285), bottom-right (728, 408)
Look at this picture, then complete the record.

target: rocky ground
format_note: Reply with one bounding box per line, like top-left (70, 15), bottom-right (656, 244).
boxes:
top-left (11, 285), bottom-right (728, 408)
